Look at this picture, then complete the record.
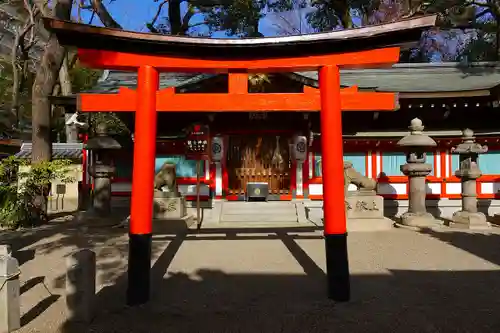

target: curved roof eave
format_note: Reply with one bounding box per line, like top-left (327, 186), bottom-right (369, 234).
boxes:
top-left (43, 15), bottom-right (436, 59)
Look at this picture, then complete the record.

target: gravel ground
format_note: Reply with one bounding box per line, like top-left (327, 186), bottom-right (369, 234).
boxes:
top-left (3, 216), bottom-right (500, 333)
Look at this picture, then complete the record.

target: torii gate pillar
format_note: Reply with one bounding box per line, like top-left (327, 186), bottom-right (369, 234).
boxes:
top-left (319, 65), bottom-right (350, 301)
top-left (127, 65), bottom-right (159, 305)
top-left (125, 64), bottom-right (351, 305)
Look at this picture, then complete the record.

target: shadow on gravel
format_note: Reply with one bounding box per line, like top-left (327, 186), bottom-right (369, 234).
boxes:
top-left (59, 227), bottom-right (500, 333)
top-left (419, 228), bottom-right (500, 266)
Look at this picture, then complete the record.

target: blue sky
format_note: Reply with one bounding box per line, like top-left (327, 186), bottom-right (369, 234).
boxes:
top-left (72, 0), bottom-right (497, 62)
top-left (73, 0), bottom-right (312, 37)
top-left (75, 0), bottom-right (158, 32)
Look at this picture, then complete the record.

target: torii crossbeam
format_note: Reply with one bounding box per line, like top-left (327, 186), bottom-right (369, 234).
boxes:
top-left (77, 74), bottom-right (398, 112)
top-left (44, 15), bottom-right (436, 306)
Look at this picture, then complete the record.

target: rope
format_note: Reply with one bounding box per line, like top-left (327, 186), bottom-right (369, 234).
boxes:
top-left (0, 270), bottom-right (21, 292)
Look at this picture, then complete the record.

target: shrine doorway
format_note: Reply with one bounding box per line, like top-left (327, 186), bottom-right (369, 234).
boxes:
top-left (226, 135), bottom-right (291, 199)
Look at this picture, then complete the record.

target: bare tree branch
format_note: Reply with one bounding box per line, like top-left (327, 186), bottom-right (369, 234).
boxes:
top-left (150, 0), bottom-right (169, 28)
top-left (90, 0), bottom-right (122, 28)
top-left (10, 0), bottom-right (40, 130)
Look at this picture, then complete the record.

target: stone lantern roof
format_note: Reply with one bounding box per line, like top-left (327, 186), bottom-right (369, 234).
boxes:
top-left (85, 123), bottom-right (122, 150)
top-left (397, 118), bottom-right (437, 148)
top-left (452, 129), bottom-right (488, 154)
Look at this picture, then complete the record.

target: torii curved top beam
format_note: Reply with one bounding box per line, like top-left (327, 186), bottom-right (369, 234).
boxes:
top-left (43, 15), bottom-right (436, 60)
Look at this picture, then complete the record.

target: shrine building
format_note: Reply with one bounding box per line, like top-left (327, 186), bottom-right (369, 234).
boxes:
top-left (76, 63), bottom-right (500, 204)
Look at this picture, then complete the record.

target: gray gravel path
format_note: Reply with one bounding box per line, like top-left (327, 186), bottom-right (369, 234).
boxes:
top-left (3, 216), bottom-right (500, 333)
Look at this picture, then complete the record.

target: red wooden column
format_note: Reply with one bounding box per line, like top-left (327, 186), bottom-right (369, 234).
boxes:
top-left (127, 65), bottom-right (159, 306)
top-left (319, 65), bottom-right (350, 302)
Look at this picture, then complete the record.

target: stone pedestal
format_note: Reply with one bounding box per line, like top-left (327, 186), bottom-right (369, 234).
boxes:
top-left (89, 164), bottom-right (115, 216)
top-left (449, 175), bottom-right (490, 229)
top-left (153, 192), bottom-right (194, 232)
top-left (451, 211), bottom-right (490, 230)
top-left (153, 195), bottom-right (188, 219)
top-left (397, 118), bottom-right (439, 229)
top-left (447, 129), bottom-right (490, 230)
top-left (346, 191), bottom-right (394, 231)
top-left (400, 163), bottom-right (438, 228)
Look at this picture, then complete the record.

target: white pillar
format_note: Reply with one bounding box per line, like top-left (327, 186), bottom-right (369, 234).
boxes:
top-left (296, 162), bottom-right (304, 196)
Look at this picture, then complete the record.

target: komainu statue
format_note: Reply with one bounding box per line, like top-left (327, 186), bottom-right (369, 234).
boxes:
top-left (342, 161), bottom-right (393, 231)
top-left (152, 161), bottom-right (189, 221)
top-left (344, 161), bottom-right (376, 194)
top-left (154, 162), bottom-right (180, 198)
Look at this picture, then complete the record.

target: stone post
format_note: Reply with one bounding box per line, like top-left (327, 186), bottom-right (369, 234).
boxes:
top-left (0, 245), bottom-right (11, 257)
top-left (65, 113), bottom-right (79, 144)
top-left (397, 118), bottom-right (438, 228)
top-left (66, 249), bottom-right (96, 323)
top-left (86, 123), bottom-right (121, 216)
top-left (90, 164), bottom-right (115, 215)
top-left (448, 129), bottom-right (490, 229)
top-left (0, 254), bottom-right (20, 332)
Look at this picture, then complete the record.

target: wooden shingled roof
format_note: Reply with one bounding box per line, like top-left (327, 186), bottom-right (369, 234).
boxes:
top-left (289, 62), bottom-right (500, 94)
top-left (82, 63), bottom-right (500, 97)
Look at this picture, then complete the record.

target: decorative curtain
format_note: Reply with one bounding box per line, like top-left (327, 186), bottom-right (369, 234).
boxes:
top-left (451, 153), bottom-right (459, 174)
top-left (477, 151), bottom-right (500, 175)
top-left (452, 151), bottom-right (500, 175)
top-left (381, 152), bottom-right (434, 177)
top-left (114, 155), bottom-right (204, 179)
top-left (314, 152), bottom-right (366, 177)
top-left (155, 155), bottom-right (202, 177)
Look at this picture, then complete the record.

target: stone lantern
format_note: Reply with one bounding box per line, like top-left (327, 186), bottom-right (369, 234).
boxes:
top-left (85, 123), bottom-right (121, 215)
top-left (448, 129), bottom-right (490, 229)
top-left (397, 118), bottom-right (437, 228)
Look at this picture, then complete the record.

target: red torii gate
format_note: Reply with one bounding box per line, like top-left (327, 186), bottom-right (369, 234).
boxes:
top-left (45, 16), bottom-right (436, 306)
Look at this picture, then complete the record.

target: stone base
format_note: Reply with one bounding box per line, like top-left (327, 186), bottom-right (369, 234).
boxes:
top-left (447, 211), bottom-right (491, 230)
top-left (153, 215), bottom-right (195, 233)
top-left (48, 197), bottom-right (79, 214)
top-left (345, 193), bottom-right (384, 219)
top-left (153, 196), bottom-right (193, 233)
top-left (153, 196), bottom-right (187, 220)
top-left (400, 212), bottom-right (439, 229)
top-left (347, 217), bottom-right (394, 232)
top-left (344, 193), bottom-right (394, 231)
top-left (76, 209), bottom-right (127, 228)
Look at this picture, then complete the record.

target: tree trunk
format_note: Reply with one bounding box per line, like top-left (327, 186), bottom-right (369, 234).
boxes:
top-left (31, 0), bottom-right (72, 162)
top-left (169, 0), bottom-right (182, 35)
top-left (91, 0), bottom-right (122, 28)
top-left (496, 20), bottom-right (500, 61)
top-left (59, 54), bottom-right (79, 143)
top-left (30, 0), bottom-right (72, 223)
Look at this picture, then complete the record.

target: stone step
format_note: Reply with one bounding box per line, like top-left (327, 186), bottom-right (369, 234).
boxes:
top-left (221, 207), bottom-right (297, 215)
top-left (220, 214), bottom-right (298, 223)
top-left (222, 202), bottom-right (296, 208)
top-left (221, 203), bottom-right (297, 215)
top-left (215, 222), bottom-right (306, 228)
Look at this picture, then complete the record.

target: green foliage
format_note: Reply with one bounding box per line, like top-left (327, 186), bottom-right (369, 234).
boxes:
top-left (418, 0), bottom-right (500, 61)
top-left (201, 0), bottom-right (267, 37)
top-left (69, 60), bottom-right (130, 135)
top-left (0, 157), bottom-right (74, 229)
top-left (89, 112), bottom-right (130, 135)
top-left (307, 0), bottom-right (352, 31)
top-left (69, 59), bottom-right (103, 93)
top-left (0, 56), bottom-right (33, 133)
